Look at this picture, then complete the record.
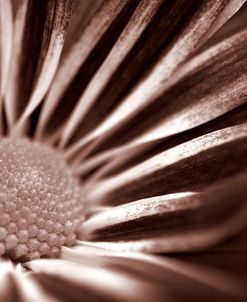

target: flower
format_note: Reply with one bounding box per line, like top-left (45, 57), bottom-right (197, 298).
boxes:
top-left (0, 0), bottom-right (247, 301)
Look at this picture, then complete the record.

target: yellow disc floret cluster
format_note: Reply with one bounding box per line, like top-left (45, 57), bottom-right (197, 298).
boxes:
top-left (0, 138), bottom-right (84, 261)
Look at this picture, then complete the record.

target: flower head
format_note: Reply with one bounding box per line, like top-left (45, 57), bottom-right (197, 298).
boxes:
top-left (0, 0), bottom-right (247, 301)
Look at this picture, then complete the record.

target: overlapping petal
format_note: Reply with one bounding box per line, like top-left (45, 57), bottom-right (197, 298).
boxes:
top-left (26, 258), bottom-right (153, 302)
top-left (85, 124), bottom-right (247, 204)
top-left (62, 244), bottom-right (247, 301)
top-left (0, 1), bottom-right (246, 301)
top-left (4, 0), bottom-right (73, 132)
top-left (35, 0), bottom-right (246, 148)
top-left (69, 28), bottom-right (247, 174)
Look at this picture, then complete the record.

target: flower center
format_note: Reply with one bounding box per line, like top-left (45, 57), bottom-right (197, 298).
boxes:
top-left (0, 137), bottom-right (84, 261)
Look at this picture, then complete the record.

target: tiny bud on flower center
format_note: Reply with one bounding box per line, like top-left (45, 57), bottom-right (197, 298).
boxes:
top-left (0, 138), bottom-right (84, 261)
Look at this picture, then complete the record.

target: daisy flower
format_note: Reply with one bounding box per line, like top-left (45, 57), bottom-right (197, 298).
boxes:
top-left (0, 0), bottom-right (247, 301)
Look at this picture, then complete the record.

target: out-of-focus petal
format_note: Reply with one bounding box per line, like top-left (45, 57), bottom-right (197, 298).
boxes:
top-left (62, 0), bottom-right (104, 56)
top-left (4, 0), bottom-right (73, 133)
top-left (0, 258), bottom-right (19, 301)
top-left (0, 0), bottom-right (12, 134)
top-left (26, 258), bottom-right (155, 302)
top-left (61, 244), bottom-right (246, 301)
top-left (14, 265), bottom-right (59, 302)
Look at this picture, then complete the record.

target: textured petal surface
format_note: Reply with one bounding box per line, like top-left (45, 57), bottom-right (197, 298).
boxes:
top-left (79, 173), bottom-right (247, 253)
top-left (85, 124), bottom-right (247, 205)
top-left (80, 29), bottom-right (247, 157)
top-left (36, 0), bottom-right (246, 148)
top-left (35, 0), bottom-right (140, 141)
top-left (4, 0), bottom-right (73, 132)
top-left (0, 1), bottom-right (247, 302)
top-left (69, 28), bottom-right (247, 172)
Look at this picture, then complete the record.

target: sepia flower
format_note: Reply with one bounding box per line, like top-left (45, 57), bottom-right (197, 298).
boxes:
top-left (0, 0), bottom-right (247, 301)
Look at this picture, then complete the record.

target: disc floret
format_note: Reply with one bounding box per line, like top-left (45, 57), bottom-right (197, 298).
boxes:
top-left (0, 138), bottom-right (84, 261)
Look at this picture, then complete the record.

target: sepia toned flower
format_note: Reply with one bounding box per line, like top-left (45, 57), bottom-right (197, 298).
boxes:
top-left (0, 0), bottom-right (247, 301)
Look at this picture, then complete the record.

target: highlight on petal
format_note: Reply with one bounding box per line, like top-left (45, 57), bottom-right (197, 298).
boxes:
top-left (57, 0), bottom-right (164, 148)
top-left (26, 258), bottom-right (154, 302)
top-left (70, 27), bottom-right (247, 161)
top-left (62, 244), bottom-right (247, 300)
top-left (79, 172), bottom-right (247, 255)
top-left (0, 1), bottom-right (246, 301)
top-left (85, 123), bottom-right (247, 205)
top-left (15, 268), bottom-right (58, 302)
top-left (4, 0), bottom-right (73, 133)
top-left (85, 101), bottom-right (247, 183)
top-left (0, 0), bottom-right (12, 133)
top-left (35, 0), bottom-right (140, 141)
top-left (0, 259), bottom-right (19, 302)
top-left (62, 0), bottom-right (104, 56)
top-left (58, 0), bottom-right (247, 153)
top-left (67, 26), bottom-right (247, 172)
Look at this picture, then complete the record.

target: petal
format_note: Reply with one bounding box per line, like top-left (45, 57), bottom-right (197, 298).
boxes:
top-left (202, 2), bottom-right (247, 48)
top-left (14, 268), bottom-right (58, 302)
top-left (79, 173), bottom-right (247, 254)
top-left (0, 258), bottom-right (19, 302)
top-left (0, 0), bottom-right (13, 134)
top-left (58, 0), bottom-right (246, 151)
top-left (61, 244), bottom-right (246, 301)
top-left (62, 0), bottom-right (104, 56)
top-left (26, 258), bottom-right (154, 302)
top-left (4, 0), bottom-right (73, 133)
top-left (35, 0), bottom-right (141, 140)
top-left (81, 101), bottom-right (247, 182)
top-left (71, 27), bottom-right (247, 160)
top-left (85, 123), bottom-right (247, 205)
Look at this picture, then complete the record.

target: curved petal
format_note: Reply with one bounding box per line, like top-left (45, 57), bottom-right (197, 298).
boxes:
top-left (85, 123), bottom-right (247, 205)
top-left (35, 0), bottom-right (140, 140)
top-left (79, 173), bottom-right (247, 254)
top-left (79, 100), bottom-right (247, 182)
top-left (70, 27), bottom-right (247, 160)
top-left (26, 258), bottom-right (154, 302)
top-left (4, 0), bottom-right (73, 134)
top-left (59, 0), bottom-right (246, 151)
top-left (63, 244), bottom-right (247, 301)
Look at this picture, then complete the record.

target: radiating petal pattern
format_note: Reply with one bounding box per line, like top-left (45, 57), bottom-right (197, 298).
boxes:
top-left (85, 123), bottom-right (247, 204)
top-left (35, 0), bottom-right (246, 148)
top-left (58, 0), bottom-right (246, 152)
top-left (4, 0), bottom-right (73, 132)
top-left (35, 0), bottom-right (140, 141)
top-left (68, 28), bottom-right (247, 171)
top-left (26, 258), bottom-right (154, 302)
top-left (79, 28), bottom-right (247, 157)
top-left (61, 244), bottom-right (247, 301)
top-left (0, 1), bottom-right (247, 301)
top-left (79, 173), bottom-right (247, 253)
